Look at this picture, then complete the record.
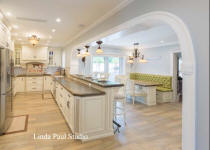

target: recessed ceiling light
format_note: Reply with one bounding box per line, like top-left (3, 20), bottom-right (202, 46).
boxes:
top-left (13, 25), bottom-right (19, 29)
top-left (56, 18), bottom-right (61, 23)
top-left (52, 29), bottom-right (56, 33)
top-left (6, 12), bottom-right (12, 16)
top-left (160, 40), bottom-right (164, 43)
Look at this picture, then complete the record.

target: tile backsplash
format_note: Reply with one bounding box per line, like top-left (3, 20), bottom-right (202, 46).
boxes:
top-left (14, 66), bottom-right (62, 76)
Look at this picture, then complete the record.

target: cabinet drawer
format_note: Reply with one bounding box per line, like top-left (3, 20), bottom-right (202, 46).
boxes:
top-left (27, 80), bottom-right (43, 85)
top-left (27, 86), bottom-right (42, 91)
top-left (27, 77), bottom-right (43, 81)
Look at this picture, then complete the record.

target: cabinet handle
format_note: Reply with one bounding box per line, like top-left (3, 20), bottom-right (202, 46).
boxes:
top-left (32, 82), bottom-right (36, 84)
top-left (68, 94), bottom-right (71, 98)
top-left (32, 87), bottom-right (36, 89)
top-left (61, 87), bottom-right (63, 90)
top-left (60, 94), bottom-right (63, 97)
top-left (67, 101), bottom-right (70, 109)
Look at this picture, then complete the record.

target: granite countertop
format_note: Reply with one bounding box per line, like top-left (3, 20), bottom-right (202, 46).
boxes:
top-left (70, 74), bottom-right (124, 88)
top-left (14, 73), bottom-right (54, 77)
top-left (55, 77), bottom-right (105, 97)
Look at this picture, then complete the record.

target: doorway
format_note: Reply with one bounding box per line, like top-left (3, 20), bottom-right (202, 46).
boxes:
top-left (73, 11), bottom-right (196, 150)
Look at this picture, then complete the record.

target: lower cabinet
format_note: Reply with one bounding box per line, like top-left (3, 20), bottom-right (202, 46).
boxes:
top-left (44, 76), bottom-right (52, 91)
top-left (26, 77), bottom-right (43, 92)
top-left (13, 77), bottom-right (25, 95)
top-left (13, 76), bottom-right (53, 94)
top-left (55, 81), bottom-right (107, 141)
top-left (55, 82), bottom-right (75, 132)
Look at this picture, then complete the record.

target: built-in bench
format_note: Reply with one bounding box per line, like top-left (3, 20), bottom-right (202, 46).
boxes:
top-left (130, 73), bottom-right (173, 103)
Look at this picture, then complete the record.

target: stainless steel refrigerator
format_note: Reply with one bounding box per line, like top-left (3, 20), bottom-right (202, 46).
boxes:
top-left (0, 48), bottom-right (13, 135)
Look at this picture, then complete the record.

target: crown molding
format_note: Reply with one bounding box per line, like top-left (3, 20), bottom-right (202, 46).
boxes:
top-left (64, 0), bottom-right (135, 47)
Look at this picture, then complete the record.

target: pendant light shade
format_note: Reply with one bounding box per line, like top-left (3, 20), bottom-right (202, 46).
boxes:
top-left (77, 49), bottom-right (82, 57)
top-left (96, 41), bottom-right (103, 54)
top-left (139, 55), bottom-right (147, 63)
top-left (84, 45), bottom-right (90, 56)
top-left (127, 56), bottom-right (134, 64)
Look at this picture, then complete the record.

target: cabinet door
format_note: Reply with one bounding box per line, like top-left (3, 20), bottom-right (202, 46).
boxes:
top-left (21, 46), bottom-right (35, 60)
top-left (35, 47), bottom-right (48, 60)
top-left (44, 76), bottom-right (51, 90)
top-left (66, 92), bottom-right (74, 132)
top-left (16, 77), bottom-right (25, 92)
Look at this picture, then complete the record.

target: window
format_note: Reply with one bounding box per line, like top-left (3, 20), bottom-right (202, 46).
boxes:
top-left (92, 56), bottom-right (105, 72)
top-left (92, 56), bottom-right (124, 80)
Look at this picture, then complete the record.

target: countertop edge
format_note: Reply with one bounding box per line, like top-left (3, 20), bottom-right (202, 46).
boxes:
top-left (55, 78), bottom-right (106, 97)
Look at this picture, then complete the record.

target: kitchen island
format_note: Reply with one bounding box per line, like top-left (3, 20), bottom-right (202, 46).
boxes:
top-left (68, 75), bottom-right (124, 140)
top-left (54, 76), bottom-right (124, 142)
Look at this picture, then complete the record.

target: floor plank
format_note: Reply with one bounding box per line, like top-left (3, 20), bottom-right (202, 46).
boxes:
top-left (0, 93), bottom-right (182, 150)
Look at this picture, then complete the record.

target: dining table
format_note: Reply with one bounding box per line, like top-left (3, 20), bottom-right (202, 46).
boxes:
top-left (131, 80), bottom-right (162, 106)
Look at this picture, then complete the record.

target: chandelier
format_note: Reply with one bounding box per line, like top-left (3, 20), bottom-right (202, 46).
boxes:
top-left (28, 35), bottom-right (40, 46)
top-left (127, 43), bottom-right (147, 63)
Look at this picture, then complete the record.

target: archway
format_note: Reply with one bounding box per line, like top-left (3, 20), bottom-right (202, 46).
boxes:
top-left (74, 11), bottom-right (196, 150)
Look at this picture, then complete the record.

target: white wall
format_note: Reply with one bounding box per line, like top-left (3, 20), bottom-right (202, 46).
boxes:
top-left (63, 0), bottom-right (209, 149)
top-left (134, 44), bottom-right (180, 75)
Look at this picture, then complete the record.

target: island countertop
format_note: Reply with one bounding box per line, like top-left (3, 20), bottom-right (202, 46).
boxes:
top-left (55, 77), bottom-right (105, 97)
top-left (70, 74), bottom-right (124, 88)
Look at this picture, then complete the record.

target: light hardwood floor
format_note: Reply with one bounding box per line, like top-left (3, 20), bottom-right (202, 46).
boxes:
top-left (0, 93), bottom-right (182, 150)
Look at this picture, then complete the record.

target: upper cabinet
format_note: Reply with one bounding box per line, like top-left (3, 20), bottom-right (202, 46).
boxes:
top-left (0, 20), bottom-right (14, 50)
top-left (21, 45), bottom-right (48, 62)
top-left (48, 48), bottom-right (62, 67)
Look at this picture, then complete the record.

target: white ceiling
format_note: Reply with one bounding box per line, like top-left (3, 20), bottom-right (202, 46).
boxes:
top-left (0, 0), bottom-right (127, 47)
top-left (98, 21), bottom-right (179, 50)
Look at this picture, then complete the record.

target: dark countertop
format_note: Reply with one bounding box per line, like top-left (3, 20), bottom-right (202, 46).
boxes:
top-left (14, 73), bottom-right (54, 77)
top-left (70, 74), bottom-right (124, 88)
top-left (55, 77), bottom-right (105, 97)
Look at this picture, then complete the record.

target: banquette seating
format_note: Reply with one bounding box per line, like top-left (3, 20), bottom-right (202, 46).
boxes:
top-left (130, 73), bottom-right (173, 103)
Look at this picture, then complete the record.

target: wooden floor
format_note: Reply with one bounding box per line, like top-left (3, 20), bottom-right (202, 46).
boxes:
top-left (0, 93), bottom-right (182, 150)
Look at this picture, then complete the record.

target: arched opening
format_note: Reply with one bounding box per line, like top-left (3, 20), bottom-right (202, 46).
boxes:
top-left (70, 11), bottom-right (196, 150)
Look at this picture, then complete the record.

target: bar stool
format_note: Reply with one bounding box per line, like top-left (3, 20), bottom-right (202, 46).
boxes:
top-left (113, 75), bottom-right (128, 126)
top-left (127, 79), bottom-right (147, 104)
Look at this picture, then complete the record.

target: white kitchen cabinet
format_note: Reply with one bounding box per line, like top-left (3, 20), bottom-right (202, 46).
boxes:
top-left (44, 76), bottom-right (52, 90)
top-left (48, 48), bottom-right (62, 66)
top-left (55, 82), bottom-right (75, 132)
top-left (26, 77), bottom-right (43, 92)
top-left (21, 46), bottom-right (48, 61)
top-left (0, 20), bottom-right (12, 49)
top-left (14, 77), bottom-right (25, 94)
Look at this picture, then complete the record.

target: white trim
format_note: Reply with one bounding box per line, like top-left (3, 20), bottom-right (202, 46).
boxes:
top-left (65, 0), bottom-right (135, 47)
top-left (69, 11), bottom-right (196, 150)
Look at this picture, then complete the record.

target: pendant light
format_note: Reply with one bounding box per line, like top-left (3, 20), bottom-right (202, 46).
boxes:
top-left (127, 56), bottom-right (134, 64)
top-left (139, 55), bottom-right (147, 63)
top-left (77, 49), bottom-right (82, 57)
top-left (84, 45), bottom-right (90, 56)
top-left (96, 41), bottom-right (103, 54)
